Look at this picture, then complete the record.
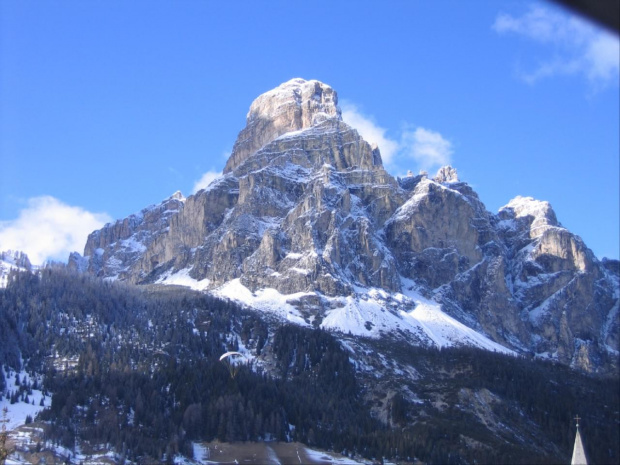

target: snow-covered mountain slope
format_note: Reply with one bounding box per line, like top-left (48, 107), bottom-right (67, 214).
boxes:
top-left (0, 250), bottom-right (33, 288)
top-left (0, 367), bottom-right (48, 430)
top-left (74, 78), bottom-right (619, 374)
top-left (155, 271), bottom-right (513, 355)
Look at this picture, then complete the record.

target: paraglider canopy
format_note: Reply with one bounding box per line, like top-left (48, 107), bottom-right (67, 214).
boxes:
top-left (219, 351), bottom-right (247, 379)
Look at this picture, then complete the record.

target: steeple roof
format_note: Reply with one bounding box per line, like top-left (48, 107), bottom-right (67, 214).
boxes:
top-left (571, 416), bottom-right (588, 465)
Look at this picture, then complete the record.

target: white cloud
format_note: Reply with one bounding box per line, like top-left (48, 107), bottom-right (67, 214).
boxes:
top-left (192, 170), bottom-right (221, 193)
top-left (586, 33), bottom-right (620, 81)
top-left (493, 5), bottom-right (619, 87)
top-left (401, 127), bottom-right (453, 170)
top-left (341, 102), bottom-right (399, 166)
top-left (341, 102), bottom-right (453, 173)
top-left (0, 196), bottom-right (112, 265)
top-left (493, 5), bottom-right (588, 43)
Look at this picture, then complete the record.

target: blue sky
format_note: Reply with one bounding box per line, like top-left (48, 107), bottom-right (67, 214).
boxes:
top-left (0, 0), bottom-right (618, 264)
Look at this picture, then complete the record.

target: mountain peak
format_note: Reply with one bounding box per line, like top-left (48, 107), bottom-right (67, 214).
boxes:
top-left (0, 250), bottom-right (32, 269)
top-left (169, 190), bottom-right (185, 202)
top-left (75, 79), bottom-right (618, 376)
top-left (433, 165), bottom-right (459, 183)
top-left (1, 250), bottom-right (33, 288)
top-left (224, 78), bottom-right (341, 174)
top-left (499, 195), bottom-right (559, 238)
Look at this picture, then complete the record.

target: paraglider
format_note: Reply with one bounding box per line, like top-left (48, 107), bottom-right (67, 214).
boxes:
top-left (219, 351), bottom-right (247, 379)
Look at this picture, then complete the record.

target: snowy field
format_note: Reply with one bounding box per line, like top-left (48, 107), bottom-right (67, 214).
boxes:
top-left (0, 367), bottom-right (48, 431)
top-left (177, 441), bottom-right (371, 465)
top-left (212, 277), bottom-right (514, 355)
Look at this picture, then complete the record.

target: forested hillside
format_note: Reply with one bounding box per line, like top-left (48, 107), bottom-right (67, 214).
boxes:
top-left (0, 268), bottom-right (618, 464)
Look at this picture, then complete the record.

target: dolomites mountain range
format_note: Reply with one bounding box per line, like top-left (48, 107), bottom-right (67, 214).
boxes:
top-left (69, 78), bottom-right (618, 374)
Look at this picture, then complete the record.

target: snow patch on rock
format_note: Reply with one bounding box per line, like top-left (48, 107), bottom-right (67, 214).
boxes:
top-left (210, 277), bottom-right (514, 355)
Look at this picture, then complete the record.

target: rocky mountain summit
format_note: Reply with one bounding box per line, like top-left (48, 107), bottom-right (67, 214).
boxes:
top-left (74, 78), bottom-right (619, 374)
top-left (0, 250), bottom-right (33, 288)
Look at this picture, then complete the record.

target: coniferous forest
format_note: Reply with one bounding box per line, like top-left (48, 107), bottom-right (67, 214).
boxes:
top-left (0, 267), bottom-right (618, 464)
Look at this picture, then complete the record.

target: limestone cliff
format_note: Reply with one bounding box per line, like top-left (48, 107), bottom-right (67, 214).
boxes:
top-left (224, 78), bottom-right (341, 174)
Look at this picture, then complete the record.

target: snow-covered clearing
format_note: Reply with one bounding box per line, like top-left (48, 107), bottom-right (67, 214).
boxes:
top-left (0, 367), bottom-right (48, 431)
top-left (157, 266), bottom-right (211, 290)
top-left (213, 277), bottom-right (514, 355)
top-left (182, 441), bottom-right (369, 464)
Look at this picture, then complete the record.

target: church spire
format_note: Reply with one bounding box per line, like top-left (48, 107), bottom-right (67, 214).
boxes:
top-left (571, 415), bottom-right (588, 465)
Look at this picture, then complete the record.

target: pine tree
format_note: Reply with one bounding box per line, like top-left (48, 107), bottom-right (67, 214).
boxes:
top-left (0, 407), bottom-right (10, 465)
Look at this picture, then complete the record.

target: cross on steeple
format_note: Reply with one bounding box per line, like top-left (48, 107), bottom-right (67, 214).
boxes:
top-left (571, 415), bottom-right (588, 464)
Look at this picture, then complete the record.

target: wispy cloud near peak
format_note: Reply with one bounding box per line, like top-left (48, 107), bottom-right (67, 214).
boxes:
top-left (192, 170), bottom-right (222, 194)
top-left (402, 127), bottom-right (453, 170)
top-left (341, 102), bottom-right (399, 166)
top-left (493, 4), bottom-right (619, 88)
top-left (341, 103), bottom-right (453, 173)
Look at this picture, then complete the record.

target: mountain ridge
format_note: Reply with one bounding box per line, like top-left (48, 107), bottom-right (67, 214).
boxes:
top-left (70, 78), bottom-right (619, 375)
top-left (0, 250), bottom-right (33, 288)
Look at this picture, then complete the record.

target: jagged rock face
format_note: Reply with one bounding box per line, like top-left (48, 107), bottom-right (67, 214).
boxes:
top-left (82, 191), bottom-right (186, 280)
top-left (0, 250), bottom-right (33, 288)
top-left (0, 250), bottom-right (32, 270)
top-left (385, 177), bottom-right (486, 289)
top-left (183, 117), bottom-right (400, 298)
top-left (224, 78), bottom-right (341, 174)
top-left (491, 196), bottom-right (617, 371)
top-left (434, 165), bottom-right (459, 183)
top-left (78, 78), bottom-right (619, 375)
